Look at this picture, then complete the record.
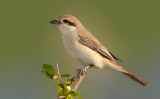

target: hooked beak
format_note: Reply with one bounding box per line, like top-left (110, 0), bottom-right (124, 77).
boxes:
top-left (50, 20), bottom-right (61, 24)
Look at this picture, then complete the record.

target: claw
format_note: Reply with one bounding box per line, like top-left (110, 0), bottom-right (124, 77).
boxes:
top-left (79, 66), bottom-right (90, 75)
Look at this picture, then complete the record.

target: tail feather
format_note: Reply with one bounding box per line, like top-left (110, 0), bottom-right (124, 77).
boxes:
top-left (107, 60), bottom-right (150, 86)
top-left (121, 69), bottom-right (150, 86)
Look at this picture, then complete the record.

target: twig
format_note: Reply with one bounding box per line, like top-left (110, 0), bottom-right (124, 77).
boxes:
top-left (56, 62), bottom-right (62, 83)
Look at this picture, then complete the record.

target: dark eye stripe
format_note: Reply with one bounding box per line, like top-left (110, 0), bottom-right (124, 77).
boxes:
top-left (68, 21), bottom-right (76, 26)
top-left (63, 19), bottom-right (76, 27)
top-left (63, 19), bottom-right (69, 23)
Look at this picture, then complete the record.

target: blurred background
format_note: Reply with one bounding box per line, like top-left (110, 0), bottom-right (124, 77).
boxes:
top-left (0, 0), bottom-right (160, 99)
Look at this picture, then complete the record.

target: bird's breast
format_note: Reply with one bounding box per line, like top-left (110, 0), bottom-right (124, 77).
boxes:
top-left (62, 33), bottom-right (77, 58)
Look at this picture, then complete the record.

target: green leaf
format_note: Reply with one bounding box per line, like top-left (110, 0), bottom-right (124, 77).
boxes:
top-left (56, 85), bottom-right (63, 95)
top-left (76, 93), bottom-right (82, 99)
top-left (41, 64), bottom-right (56, 79)
top-left (57, 84), bottom-right (71, 96)
top-left (61, 74), bottom-right (71, 78)
top-left (68, 91), bottom-right (82, 99)
top-left (68, 91), bottom-right (78, 96)
top-left (62, 87), bottom-right (70, 96)
top-left (66, 94), bottom-right (74, 99)
top-left (42, 64), bottom-right (55, 75)
top-left (41, 70), bottom-right (53, 79)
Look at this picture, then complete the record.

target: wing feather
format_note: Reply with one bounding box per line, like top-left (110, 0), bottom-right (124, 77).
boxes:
top-left (78, 34), bottom-right (119, 62)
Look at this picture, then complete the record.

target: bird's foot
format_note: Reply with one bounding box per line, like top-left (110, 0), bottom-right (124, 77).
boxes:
top-left (79, 66), bottom-right (90, 75)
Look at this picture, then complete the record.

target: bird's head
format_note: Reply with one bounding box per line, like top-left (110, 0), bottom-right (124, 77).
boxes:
top-left (50, 14), bottom-right (83, 33)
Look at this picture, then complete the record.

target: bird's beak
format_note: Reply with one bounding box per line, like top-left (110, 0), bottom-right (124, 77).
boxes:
top-left (50, 20), bottom-right (60, 25)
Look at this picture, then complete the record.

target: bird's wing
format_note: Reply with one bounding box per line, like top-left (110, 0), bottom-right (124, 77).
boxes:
top-left (78, 32), bottom-right (120, 62)
top-left (108, 51), bottom-right (122, 62)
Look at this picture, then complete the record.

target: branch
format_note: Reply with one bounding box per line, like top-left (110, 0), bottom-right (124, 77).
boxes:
top-left (57, 66), bottom-right (89, 99)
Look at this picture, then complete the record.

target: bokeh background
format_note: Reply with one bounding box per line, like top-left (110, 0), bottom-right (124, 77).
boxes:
top-left (0, 0), bottom-right (160, 99)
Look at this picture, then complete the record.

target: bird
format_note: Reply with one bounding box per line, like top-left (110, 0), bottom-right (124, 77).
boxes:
top-left (50, 14), bottom-right (150, 86)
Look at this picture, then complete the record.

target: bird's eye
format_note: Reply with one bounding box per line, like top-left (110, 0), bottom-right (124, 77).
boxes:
top-left (63, 19), bottom-right (76, 26)
top-left (63, 19), bottom-right (69, 23)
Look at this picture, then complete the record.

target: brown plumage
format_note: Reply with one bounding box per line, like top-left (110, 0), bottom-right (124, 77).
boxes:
top-left (50, 14), bottom-right (150, 86)
top-left (122, 70), bottom-right (150, 86)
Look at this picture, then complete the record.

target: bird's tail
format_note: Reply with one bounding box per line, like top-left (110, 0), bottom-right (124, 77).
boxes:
top-left (107, 61), bottom-right (150, 86)
top-left (121, 68), bottom-right (150, 86)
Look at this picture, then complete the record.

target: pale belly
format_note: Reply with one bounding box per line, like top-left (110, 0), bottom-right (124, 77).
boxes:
top-left (62, 35), bottom-right (105, 69)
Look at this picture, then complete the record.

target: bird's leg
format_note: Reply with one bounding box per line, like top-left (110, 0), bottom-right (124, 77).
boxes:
top-left (79, 66), bottom-right (90, 75)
